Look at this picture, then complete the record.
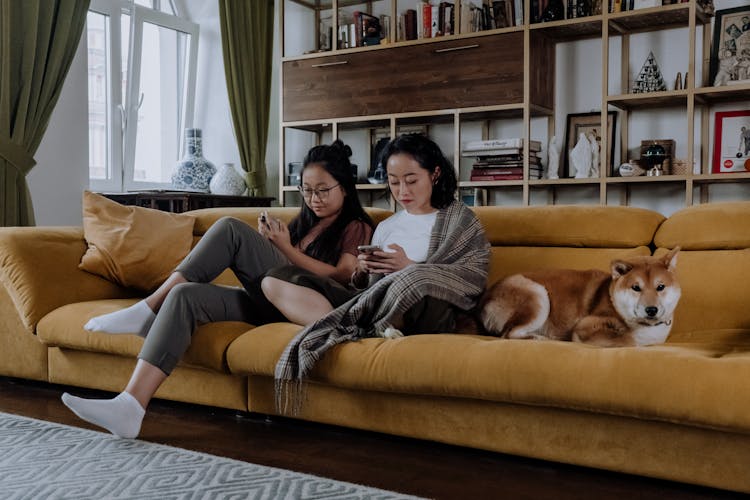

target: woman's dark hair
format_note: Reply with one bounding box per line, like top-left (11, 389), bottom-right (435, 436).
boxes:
top-left (288, 139), bottom-right (374, 265)
top-left (378, 133), bottom-right (457, 209)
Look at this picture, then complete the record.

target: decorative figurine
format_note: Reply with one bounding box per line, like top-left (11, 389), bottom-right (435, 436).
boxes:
top-left (570, 132), bottom-right (593, 178)
top-left (642, 142), bottom-right (667, 176)
top-left (632, 51), bottom-right (668, 93)
top-left (547, 136), bottom-right (560, 179)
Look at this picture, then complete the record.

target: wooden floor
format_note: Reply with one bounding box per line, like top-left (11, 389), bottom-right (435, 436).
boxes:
top-left (0, 376), bottom-right (743, 500)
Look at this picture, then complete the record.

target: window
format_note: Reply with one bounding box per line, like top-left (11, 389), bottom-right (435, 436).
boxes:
top-left (87, 0), bottom-right (198, 192)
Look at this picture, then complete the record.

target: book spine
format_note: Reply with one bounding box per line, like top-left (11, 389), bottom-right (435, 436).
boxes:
top-left (431, 5), bottom-right (440, 36)
top-left (423, 2), bottom-right (432, 38)
top-left (353, 11), bottom-right (362, 47)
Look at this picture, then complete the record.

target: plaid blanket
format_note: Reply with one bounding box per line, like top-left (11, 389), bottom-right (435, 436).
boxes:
top-left (274, 201), bottom-right (490, 414)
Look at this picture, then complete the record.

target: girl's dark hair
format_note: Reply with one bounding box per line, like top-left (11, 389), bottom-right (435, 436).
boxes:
top-left (288, 139), bottom-right (374, 265)
top-left (379, 133), bottom-right (457, 209)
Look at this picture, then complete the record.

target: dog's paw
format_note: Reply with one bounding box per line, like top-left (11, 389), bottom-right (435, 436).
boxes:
top-left (381, 327), bottom-right (404, 339)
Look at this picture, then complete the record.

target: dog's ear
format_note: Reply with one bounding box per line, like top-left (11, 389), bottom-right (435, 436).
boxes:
top-left (611, 260), bottom-right (633, 279)
top-left (663, 246), bottom-right (680, 272)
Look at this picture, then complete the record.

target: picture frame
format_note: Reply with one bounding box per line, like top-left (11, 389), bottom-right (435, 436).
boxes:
top-left (563, 111), bottom-right (617, 178)
top-left (709, 6), bottom-right (750, 86)
top-left (712, 110), bottom-right (750, 174)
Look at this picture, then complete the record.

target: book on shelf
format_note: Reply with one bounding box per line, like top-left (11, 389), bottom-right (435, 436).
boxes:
top-left (514, 0), bottom-right (524, 24)
top-left (404, 9), bottom-right (417, 40)
top-left (461, 148), bottom-right (542, 157)
top-left (463, 138), bottom-right (542, 151)
top-left (471, 166), bottom-right (543, 174)
top-left (473, 158), bottom-right (541, 167)
top-left (438, 2), bottom-right (455, 35)
top-left (470, 172), bottom-right (543, 181)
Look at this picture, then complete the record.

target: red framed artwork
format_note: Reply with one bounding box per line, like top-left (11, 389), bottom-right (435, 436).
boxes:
top-left (713, 110), bottom-right (750, 173)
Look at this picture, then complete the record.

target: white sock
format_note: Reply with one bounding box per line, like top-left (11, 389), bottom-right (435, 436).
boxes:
top-left (84, 300), bottom-right (155, 337)
top-left (61, 391), bottom-right (145, 439)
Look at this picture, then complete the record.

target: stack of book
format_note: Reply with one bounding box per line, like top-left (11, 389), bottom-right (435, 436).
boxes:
top-left (462, 138), bottom-right (543, 181)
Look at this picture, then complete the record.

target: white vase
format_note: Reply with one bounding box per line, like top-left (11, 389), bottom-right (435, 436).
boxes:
top-left (210, 163), bottom-right (247, 196)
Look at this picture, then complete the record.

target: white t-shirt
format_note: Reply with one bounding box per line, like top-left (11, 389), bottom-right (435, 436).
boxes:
top-left (371, 210), bottom-right (438, 263)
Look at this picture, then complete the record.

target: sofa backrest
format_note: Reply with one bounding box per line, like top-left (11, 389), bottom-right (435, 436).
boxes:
top-left (472, 205), bottom-right (665, 287)
top-left (187, 207), bottom-right (394, 287)
top-left (653, 201), bottom-right (750, 338)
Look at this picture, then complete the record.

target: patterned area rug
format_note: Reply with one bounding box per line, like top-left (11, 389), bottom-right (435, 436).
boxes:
top-left (0, 412), bottom-right (424, 500)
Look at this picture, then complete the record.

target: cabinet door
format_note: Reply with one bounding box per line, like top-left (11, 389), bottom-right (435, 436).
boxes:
top-left (283, 32), bottom-right (525, 122)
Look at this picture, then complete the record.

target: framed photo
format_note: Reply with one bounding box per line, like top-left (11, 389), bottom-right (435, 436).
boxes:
top-left (709, 6), bottom-right (750, 86)
top-left (712, 110), bottom-right (750, 174)
top-left (563, 111), bottom-right (617, 178)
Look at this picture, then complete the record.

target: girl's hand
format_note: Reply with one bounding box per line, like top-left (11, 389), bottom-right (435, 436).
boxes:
top-left (264, 216), bottom-right (292, 249)
top-left (358, 243), bottom-right (414, 274)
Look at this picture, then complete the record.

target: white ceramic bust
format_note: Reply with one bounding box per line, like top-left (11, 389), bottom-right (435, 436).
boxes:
top-left (570, 132), bottom-right (592, 178)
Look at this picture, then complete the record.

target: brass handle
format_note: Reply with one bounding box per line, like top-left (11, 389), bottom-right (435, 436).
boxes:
top-left (434, 44), bottom-right (479, 53)
top-left (310, 61), bottom-right (349, 68)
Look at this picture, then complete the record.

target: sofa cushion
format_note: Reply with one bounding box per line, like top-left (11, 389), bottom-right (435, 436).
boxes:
top-left (654, 201), bottom-right (750, 250)
top-left (79, 191), bottom-right (196, 292)
top-left (37, 299), bottom-right (252, 373)
top-left (487, 246), bottom-right (651, 287)
top-left (473, 205), bottom-right (664, 247)
top-left (227, 324), bottom-right (750, 432)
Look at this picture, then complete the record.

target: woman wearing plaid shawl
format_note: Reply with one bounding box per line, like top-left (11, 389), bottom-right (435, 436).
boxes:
top-left (262, 134), bottom-right (491, 414)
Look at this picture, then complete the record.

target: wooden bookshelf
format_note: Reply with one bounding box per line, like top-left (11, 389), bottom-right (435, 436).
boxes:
top-left (279, 0), bottom-right (750, 208)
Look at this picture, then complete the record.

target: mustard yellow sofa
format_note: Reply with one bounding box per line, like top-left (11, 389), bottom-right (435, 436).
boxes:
top-left (1, 202), bottom-right (749, 493)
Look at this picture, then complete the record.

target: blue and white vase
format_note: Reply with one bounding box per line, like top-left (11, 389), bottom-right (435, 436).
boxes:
top-left (172, 128), bottom-right (216, 192)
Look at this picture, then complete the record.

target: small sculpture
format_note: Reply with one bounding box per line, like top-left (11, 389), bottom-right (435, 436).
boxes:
top-left (547, 136), bottom-right (560, 179)
top-left (642, 142), bottom-right (667, 176)
top-left (570, 132), bottom-right (593, 178)
top-left (674, 71), bottom-right (683, 90)
top-left (714, 50), bottom-right (738, 86)
top-left (588, 132), bottom-right (600, 177)
top-left (632, 51), bottom-right (667, 93)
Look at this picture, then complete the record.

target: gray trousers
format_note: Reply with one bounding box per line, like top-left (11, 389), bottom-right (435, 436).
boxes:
top-left (138, 217), bottom-right (290, 375)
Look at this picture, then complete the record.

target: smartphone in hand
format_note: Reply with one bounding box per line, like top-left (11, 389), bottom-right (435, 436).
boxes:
top-left (357, 244), bottom-right (382, 254)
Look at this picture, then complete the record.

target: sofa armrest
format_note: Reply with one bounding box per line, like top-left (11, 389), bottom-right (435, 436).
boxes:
top-left (0, 227), bottom-right (136, 333)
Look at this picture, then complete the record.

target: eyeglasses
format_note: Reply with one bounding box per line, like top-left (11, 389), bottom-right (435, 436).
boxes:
top-left (298, 184), bottom-right (340, 200)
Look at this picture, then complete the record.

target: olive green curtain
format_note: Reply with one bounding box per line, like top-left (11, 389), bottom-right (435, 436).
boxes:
top-left (0, 0), bottom-right (90, 226)
top-left (218, 0), bottom-right (274, 197)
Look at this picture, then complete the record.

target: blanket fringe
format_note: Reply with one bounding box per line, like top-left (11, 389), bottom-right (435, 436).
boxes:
top-left (274, 378), bottom-right (306, 417)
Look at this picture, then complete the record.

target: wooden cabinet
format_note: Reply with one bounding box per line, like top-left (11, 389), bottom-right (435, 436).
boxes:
top-left (283, 33), bottom-right (526, 122)
top-left (279, 0), bottom-right (750, 208)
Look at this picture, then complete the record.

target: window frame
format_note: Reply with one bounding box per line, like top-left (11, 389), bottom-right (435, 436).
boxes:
top-left (88, 0), bottom-right (199, 192)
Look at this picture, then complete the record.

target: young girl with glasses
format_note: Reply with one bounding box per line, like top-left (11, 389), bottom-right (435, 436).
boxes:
top-left (62, 140), bottom-right (374, 439)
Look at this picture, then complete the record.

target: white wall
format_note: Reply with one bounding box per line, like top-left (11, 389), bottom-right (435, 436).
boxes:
top-left (28, 39), bottom-right (89, 226)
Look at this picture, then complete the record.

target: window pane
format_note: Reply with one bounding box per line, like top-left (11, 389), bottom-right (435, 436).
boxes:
top-left (121, 14), bottom-right (130, 104)
top-left (132, 22), bottom-right (190, 183)
top-left (87, 11), bottom-right (110, 180)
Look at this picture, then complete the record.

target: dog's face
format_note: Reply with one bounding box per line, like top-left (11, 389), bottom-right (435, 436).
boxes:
top-left (609, 247), bottom-right (681, 328)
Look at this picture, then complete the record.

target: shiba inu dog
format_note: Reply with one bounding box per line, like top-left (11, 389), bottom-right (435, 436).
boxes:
top-left (479, 248), bottom-right (681, 347)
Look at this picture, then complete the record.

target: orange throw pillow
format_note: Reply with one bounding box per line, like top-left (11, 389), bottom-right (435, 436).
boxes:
top-left (79, 191), bottom-right (196, 292)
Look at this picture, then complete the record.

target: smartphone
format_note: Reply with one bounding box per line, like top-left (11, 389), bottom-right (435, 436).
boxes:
top-left (357, 244), bottom-right (382, 254)
top-left (259, 211), bottom-right (271, 229)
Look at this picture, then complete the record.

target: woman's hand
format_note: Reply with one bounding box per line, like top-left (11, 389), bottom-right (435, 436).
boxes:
top-left (358, 243), bottom-right (414, 274)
